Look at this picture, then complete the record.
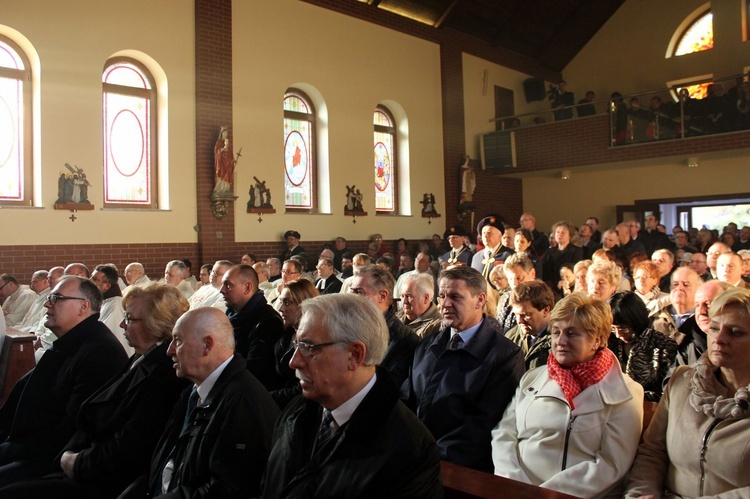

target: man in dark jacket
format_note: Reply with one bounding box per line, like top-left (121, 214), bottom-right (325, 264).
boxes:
top-left (120, 307), bottom-right (279, 498)
top-left (503, 280), bottom-right (554, 370)
top-left (402, 266), bottom-right (525, 473)
top-left (220, 264), bottom-right (285, 390)
top-left (262, 293), bottom-right (442, 498)
top-left (0, 282), bottom-right (190, 498)
top-left (349, 264), bottom-right (419, 389)
top-left (0, 276), bottom-right (129, 488)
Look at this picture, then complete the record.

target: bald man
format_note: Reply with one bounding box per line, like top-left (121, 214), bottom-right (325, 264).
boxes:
top-left (121, 308), bottom-right (279, 498)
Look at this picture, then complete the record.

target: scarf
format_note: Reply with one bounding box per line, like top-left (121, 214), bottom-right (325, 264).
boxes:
top-left (687, 354), bottom-right (750, 420)
top-left (547, 348), bottom-right (616, 409)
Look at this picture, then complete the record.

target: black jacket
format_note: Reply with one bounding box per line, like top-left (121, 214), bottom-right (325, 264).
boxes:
top-left (262, 367), bottom-right (443, 498)
top-left (64, 342), bottom-right (189, 497)
top-left (402, 316), bottom-right (524, 472)
top-left (381, 306), bottom-right (419, 389)
top-left (133, 355), bottom-right (279, 499)
top-left (0, 315), bottom-right (128, 466)
top-left (542, 244), bottom-right (583, 285)
top-left (227, 292), bottom-right (286, 390)
top-left (314, 275), bottom-right (342, 295)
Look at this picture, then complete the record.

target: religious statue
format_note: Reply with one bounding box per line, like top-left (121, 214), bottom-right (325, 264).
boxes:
top-left (420, 193), bottom-right (437, 214)
top-left (212, 126), bottom-right (241, 195)
top-left (460, 154), bottom-right (476, 203)
top-left (247, 176), bottom-right (273, 209)
top-left (55, 163), bottom-right (91, 205)
top-left (345, 185), bottom-right (357, 212)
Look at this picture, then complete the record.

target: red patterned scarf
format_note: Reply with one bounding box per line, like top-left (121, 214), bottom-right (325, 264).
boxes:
top-left (547, 348), bottom-right (616, 409)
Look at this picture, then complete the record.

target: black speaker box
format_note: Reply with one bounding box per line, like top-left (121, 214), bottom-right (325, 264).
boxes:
top-left (523, 78), bottom-right (546, 103)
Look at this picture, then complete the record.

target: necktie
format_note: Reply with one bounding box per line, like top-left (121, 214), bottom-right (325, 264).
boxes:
top-left (448, 333), bottom-right (463, 350)
top-left (181, 387), bottom-right (199, 433)
top-left (315, 409), bottom-right (336, 451)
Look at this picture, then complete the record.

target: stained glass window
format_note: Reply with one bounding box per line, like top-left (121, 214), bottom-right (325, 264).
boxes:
top-left (674, 11), bottom-right (713, 56)
top-left (103, 59), bottom-right (157, 208)
top-left (283, 89), bottom-right (316, 211)
top-left (374, 106), bottom-right (397, 213)
top-left (0, 37), bottom-right (32, 205)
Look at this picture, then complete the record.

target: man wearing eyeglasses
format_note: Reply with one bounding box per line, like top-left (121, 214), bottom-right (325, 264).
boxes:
top-left (267, 259), bottom-right (304, 307)
top-left (261, 294), bottom-right (442, 498)
top-left (220, 264), bottom-right (285, 391)
top-left (0, 276), bottom-right (128, 488)
top-left (0, 274), bottom-right (37, 328)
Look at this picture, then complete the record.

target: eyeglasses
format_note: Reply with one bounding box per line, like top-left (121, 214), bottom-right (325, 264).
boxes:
top-left (0, 281), bottom-right (8, 291)
top-left (46, 293), bottom-right (87, 305)
top-left (124, 315), bottom-right (144, 325)
top-left (282, 270), bottom-right (301, 275)
top-left (290, 339), bottom-right (347, 357)
top-left (611, 325), bottom-right (633, 335)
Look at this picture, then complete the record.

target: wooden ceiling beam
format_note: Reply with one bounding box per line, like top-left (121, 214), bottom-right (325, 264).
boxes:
top-left (434, 0), bottom-right (460, 28)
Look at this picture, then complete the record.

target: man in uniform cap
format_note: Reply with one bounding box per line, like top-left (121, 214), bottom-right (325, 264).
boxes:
top-left (470, 215), bottom-right (514, 280)
top-left (442, 225), bottom-right (473, 269)
top-left (280, 230), bottom-right (308, 269)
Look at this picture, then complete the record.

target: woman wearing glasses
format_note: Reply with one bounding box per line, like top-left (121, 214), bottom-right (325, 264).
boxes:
top-left (492, 293), bottom-right (643, 498)
top-left (270, 279), bottom-right (319, 409)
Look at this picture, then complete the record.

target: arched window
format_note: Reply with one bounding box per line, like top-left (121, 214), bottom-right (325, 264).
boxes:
top-left (283, 89), bottom-right (316, 212)
top-left (374, 105), bottom-right (397, 213)
top-left (102, 58), bottom-right (157, 208)
top-left (674, 10), bottom-right (713, 56)
top-left (0, 35), bottom-right (32, 206)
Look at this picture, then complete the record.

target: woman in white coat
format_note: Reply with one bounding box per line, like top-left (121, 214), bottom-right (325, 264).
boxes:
top-left (491, 292), bottom-right (644, 498)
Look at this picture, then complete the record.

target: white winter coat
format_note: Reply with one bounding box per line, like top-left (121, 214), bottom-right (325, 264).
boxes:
top-left (491, 360), bottom-right (644, 498)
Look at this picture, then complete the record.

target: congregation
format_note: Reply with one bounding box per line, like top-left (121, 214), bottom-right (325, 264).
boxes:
top-left (0, 212), bottom-right (749, 497)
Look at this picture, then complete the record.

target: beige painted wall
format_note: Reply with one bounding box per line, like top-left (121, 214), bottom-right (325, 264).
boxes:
top-left (233, 0), bottom-right (445, 242)
top-left (462, 53), bottom-right (548, 160)
top-left (0, 0), bottom-right (196, 245)
top-left (522, 153), bottom-right (750, 233)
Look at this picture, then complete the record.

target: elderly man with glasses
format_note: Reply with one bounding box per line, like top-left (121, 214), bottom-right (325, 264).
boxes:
top-left (261, 293), bottom-right (441, 498)
top-left (0, 276), bottom-right (128, 488)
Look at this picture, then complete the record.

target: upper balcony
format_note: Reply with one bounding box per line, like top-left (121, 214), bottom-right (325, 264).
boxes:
top-left (487, 74), bottom-right (750, 175)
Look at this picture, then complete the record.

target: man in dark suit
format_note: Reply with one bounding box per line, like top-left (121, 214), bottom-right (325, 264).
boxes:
top-left (402, 266), bottom-right (525, 473)
top-left (220, 264), bottom-right (285, 391)
top-left (314, 257), bottom-right (342, 294)
top-left (471, 215), bottom-right (514, 280)
top-left (349, 264), bottom-right (418, 389)
top-left (121, 308), bottom-right (279, 498)
top-left (442, 225), bottom-right (473, 268)
top-left (0, 283), bottom-right (190, 498)
top-left (0, 276), bottom-right (129, 488)
top-left (280, 230), bottom-right (308, 268)
top-left (262, 294), bottom-right (442, 498)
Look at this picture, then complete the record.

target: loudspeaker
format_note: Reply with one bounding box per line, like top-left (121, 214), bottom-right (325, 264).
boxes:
top-left (523, 78), bottom-right (546, 103)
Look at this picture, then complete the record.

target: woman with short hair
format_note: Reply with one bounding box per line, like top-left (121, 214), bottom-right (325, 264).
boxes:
top-left (631, 260), bottom-right (670, 315)
top-left (492, 292), bottom-right (644, 498)
top-left (587, 259), bottom-right (622, 303)
top-left (626, 287), bottom-right (750, 498)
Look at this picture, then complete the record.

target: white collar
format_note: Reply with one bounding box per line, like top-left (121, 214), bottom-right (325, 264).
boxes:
top-left (330, 372), bottom-right (377, 427)
top-left (196, 355), bottom-right (233, 404)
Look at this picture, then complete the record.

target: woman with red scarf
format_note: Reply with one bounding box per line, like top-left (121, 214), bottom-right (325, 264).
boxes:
top-left (491, 292), bottom-right (644, 498)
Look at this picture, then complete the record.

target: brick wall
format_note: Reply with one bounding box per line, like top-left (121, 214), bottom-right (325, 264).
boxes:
top-left (195, 0), bottom-right (234, 265)
top-left (513, 115), bottom-right (750, 172)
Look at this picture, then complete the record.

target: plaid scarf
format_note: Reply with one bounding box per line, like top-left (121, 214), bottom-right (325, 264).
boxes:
top-left (547, 348), bottom-right (615, 409)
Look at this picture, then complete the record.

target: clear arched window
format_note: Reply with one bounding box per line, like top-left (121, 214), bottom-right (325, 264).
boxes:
top-left (283, 89), bottom-right (316, 212)
top-left (374, 106), bottom-right (397, 213)
top-left (103, 58), bottom-right (157, 208)
top-left (0, 36), bottom-right (32, 205)
top-left (674, 10), bottom-right (713, 56)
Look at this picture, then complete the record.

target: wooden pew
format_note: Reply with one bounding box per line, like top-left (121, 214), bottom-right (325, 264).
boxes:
top-left (441, 461), bottom-right (581, 499)
top-left (0, 333), bottom-right (36, 406)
